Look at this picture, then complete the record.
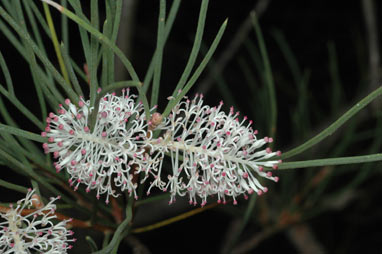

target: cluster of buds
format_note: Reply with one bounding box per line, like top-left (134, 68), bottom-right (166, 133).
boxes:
top-left (0, 189), bottom-right (75, 253)
top-left (41, 91), bottom-right (281, 206)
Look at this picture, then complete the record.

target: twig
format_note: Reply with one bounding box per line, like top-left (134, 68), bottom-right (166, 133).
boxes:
top-left (196, 0), bottom-right (271, 95)
top-left (132, 203), bottom-right (218, 233)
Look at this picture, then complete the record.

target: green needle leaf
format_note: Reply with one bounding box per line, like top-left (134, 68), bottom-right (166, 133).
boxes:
top-left (279, 153), bottom-right (382, 170)
top-left (0, 123), bottom-right (45, 142)
top-left (163, 18), bottom-right (228, 117)
top-left (281, 86), bottom-right (382, 160)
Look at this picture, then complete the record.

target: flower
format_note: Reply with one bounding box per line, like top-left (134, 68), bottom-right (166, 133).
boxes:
top-left (42, 89), bottom-right (149, 203)
top-left (146, 94), bottom-right (281, 206)
top-left (0, 189), bottom-right (76, 253)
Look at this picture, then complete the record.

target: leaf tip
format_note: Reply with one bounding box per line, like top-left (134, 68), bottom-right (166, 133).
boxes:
top-left (42, 0), bottom-right (63, 12)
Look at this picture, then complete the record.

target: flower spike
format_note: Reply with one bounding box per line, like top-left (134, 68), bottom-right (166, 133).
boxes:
top-left (0, 189), bottom-right (75, 253)
top-left (43, 90), bottom-right (150, 203)
top-left (147, 95), bottom-right (281, 205)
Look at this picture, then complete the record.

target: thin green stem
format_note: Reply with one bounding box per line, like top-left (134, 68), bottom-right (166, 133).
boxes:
top-left (0, 123), bottom-right (46, 143)
top-left (0, 147), bottom-right (90, 215)
top-left (86, 236), bottom-right (99, 252)
top-left (42, 0), bottom-right (139, 82)
top-left (0, 6), bottom-right (79, 103)
top-left (278, 153), bottom-right (382, 170)
top-left (251, 11), bottom-right (277, 138)
top-left (163, 19), bottom-right (228, 117)
top-left (151, 0), bottom-right (166, 108)
top-left (41, 0), bottom-right (152, 121)
top-left (61, 0), bottom-right (69, 50)
top-left (0, 50), bottom-right (14, 95)
top-left (0, 86), bottom-right (44, 130)
top-left (60, 42), bottom-right (83, 97)
top-left (142, 0), bottom-right (181, 94)
top-left (281, 86), bottom-right (382, 160)
top-left (170, 0), bottom-right (209, 98)
top-left (89, 0), bottom-right (99, 107)
top-left (43, 2), bottom-right (71, 86)
top-left (92, 196), bottom-right (133, 254)
top-left (0, 179), bottom-right (29, 194)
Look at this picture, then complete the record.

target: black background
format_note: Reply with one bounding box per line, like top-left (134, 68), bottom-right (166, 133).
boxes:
top-left (1, 0), bottom-right (381, 253)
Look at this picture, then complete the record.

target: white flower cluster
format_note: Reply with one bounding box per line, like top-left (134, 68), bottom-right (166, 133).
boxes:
top-left (146, 94), bottom-right (281, 206)
top-left (42, 89), bottom-right (149, 203)
top-left (0, 189), bottom-right (75, 254)
top-left (42, 91), bottom-right (281, 206)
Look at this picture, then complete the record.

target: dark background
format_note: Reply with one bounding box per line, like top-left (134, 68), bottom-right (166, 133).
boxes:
top-left (1, 0), bottom-right (381, 253)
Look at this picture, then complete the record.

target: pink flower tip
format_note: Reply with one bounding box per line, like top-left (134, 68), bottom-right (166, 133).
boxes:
top-left (277, 150), bottom-right (282, 156)
top-left (274, 176), bottom-right (279, 182)
top-left (65, 99), bottom-right (71, 105)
